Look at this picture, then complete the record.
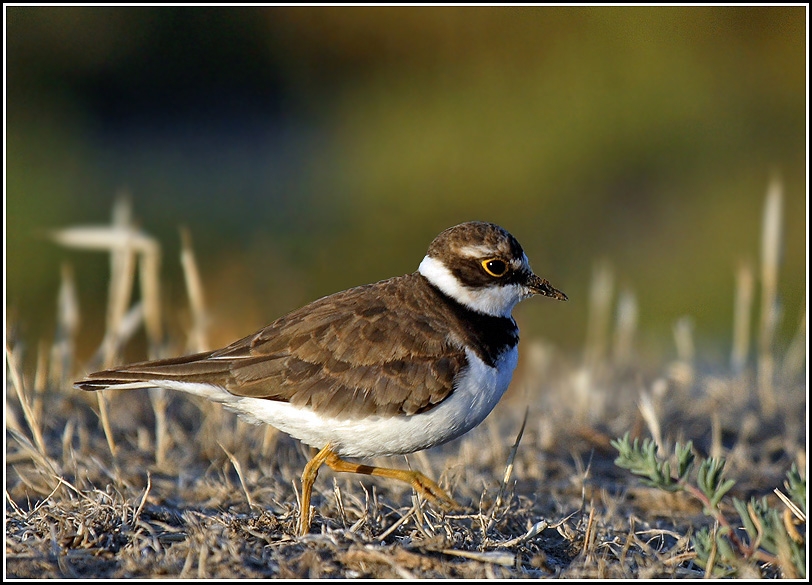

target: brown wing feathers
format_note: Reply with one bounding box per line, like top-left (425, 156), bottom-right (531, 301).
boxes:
top-left (77, 273), bottom-right (466, 419)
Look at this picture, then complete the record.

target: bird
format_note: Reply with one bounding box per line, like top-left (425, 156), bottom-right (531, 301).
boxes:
top-left (76, 221), bottom-right (567, 535)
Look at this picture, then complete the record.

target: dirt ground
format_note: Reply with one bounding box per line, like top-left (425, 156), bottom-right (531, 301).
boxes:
top-left (6, 333), bottom-right (806, 579)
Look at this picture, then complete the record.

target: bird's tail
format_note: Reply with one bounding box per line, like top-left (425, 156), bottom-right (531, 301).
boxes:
top-left (75, 350), bottom-right (227, 392)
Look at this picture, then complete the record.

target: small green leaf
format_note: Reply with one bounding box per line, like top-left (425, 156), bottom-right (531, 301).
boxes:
top-left (709, 478), bottom-right (736, 508)
top-left (675, 441), bottom-right (695, 479)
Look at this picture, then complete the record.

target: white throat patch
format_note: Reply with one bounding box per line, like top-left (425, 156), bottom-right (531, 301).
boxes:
top-left (418, 255), bottom-right (524, 318)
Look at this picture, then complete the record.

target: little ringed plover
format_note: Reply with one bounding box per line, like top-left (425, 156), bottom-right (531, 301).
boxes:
top-left (76, 221), bottom-right (567, 535)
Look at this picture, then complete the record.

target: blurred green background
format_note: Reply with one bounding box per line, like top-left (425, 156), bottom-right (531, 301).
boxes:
top-left (5, 6), bottom-right (807, 367)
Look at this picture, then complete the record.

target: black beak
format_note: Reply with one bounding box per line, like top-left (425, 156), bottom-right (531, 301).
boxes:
top-left (527, 274), bottom-right (568, 301)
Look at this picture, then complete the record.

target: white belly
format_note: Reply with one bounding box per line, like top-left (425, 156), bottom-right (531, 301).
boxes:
top-left (155, 346), bottom-right (518, 458)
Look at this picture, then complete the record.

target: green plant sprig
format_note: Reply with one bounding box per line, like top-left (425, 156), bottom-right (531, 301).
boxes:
top-left (611, 433), bottom-right (805, 578)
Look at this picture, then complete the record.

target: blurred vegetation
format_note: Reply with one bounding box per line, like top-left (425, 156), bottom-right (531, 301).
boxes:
top-left (5, 6), bottom-right (807, 365)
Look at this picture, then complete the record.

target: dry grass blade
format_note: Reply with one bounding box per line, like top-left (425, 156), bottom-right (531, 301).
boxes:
top-left (6, 343), bottom-right (47, 458)
top-left (441, 548), bottom-right (515, 567)
top-left (581, 505), bottom-right (597, 559)
top-left (377, 506), bottom-right (414, 542)
top-left (197, 543), bottom-right (209, 579)
top-left (638, 390), bottom-right (664, 457)
top-left (180, 226), bottom-right (209, 352)
top-left (411, 495), bottom-right (434, 538)
top-left (703, 523), bottom-right (719, 579)
top-left (670, 316), bottom-right (695, 387)
top-left (612, 289), bottom-right (638, 367)
top-left (52, 475), bottom-right (96, 502)
top-left (34, 338), bottom-right (48, 394)
top-left (6, 490), bottom-right (29, 517)
top-left (105, 198), bottom-right (138, 367)
top-left (7, 427), bottom-right (59, 477)
top-left (332, 479), bottom-right (349, 529)
top-left (731, 260), bottom-right (754, 375)
top-left (61, 418), bottom-right (76, 469)
top-left (49, 263), bottom-right (80, 388)
top-left (486, 407), bottom-right (528, 531)
top-left (96, 391), bottom-right (118, 458)
top-left (496, 519), bottom-right (549, 548)
top-left (139, 239), bottom-right (163, 357)
top-left (219, 443), bottom-right (256, 509)
top-left (149, 387), bottom-right (169, 467)
top-left (773, 488), bottom-right (805, 523)
top-left (49, 224), bottom-right (157, 252)
top-left (757, 178), bottom-right (783, 416)
top-left (584, 260), bottom-right (614, 370)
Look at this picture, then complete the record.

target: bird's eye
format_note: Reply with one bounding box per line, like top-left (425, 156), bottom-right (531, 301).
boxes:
top-left (481, 258), bottom-right (509, 277)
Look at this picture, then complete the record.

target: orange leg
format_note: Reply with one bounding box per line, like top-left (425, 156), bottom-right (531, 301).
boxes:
top-left (298, 444), bottom-right (334, 536)
top-left (297, 445), bottom-right (460, 536)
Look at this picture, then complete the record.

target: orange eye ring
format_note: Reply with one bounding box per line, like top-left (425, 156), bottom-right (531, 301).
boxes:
top-left (481, 258), bottom-right (509, 277)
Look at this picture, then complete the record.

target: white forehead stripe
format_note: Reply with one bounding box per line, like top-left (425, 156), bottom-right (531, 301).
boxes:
top-left (418, 255), bottom-right (525, 318)
top-left (458, 244), bottom-right (497, 258)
